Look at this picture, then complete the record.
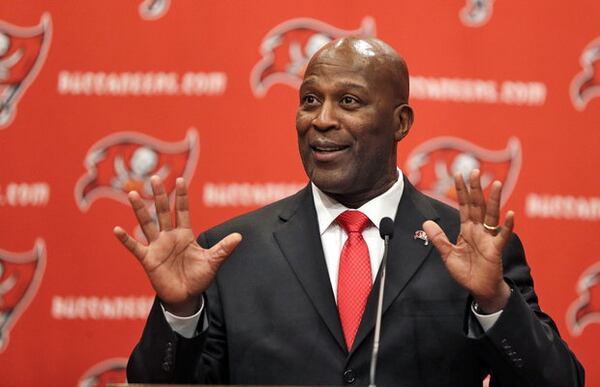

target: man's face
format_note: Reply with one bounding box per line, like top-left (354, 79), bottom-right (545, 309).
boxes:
top-left (296, 45), bottom-right (400, 206)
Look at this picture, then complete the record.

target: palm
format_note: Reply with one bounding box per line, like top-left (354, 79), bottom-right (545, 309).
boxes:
top-left (114, 176), bottom-right (241, 314)
top-left (139, 229), bottom-right (202, 304)
top-left (423, 170), bottom-right (513, 312)
top-left (444, 222), bottom-right (505, 299)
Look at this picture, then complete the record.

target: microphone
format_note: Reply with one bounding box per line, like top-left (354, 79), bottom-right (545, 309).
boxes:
top-left (378, 217), bottom-right (394, 240)
top-left (369, 217), bottom-right (394, 387)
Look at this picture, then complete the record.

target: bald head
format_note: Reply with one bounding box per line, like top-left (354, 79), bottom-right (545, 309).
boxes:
top-left (307, 36), bottom-right (410, 104)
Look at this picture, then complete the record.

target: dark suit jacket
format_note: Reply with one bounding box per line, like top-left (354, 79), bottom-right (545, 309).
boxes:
top-left (127, 179), bottom-right (584, 386)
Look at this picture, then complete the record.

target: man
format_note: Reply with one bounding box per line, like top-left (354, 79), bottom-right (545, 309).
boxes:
top-left (115, 37), bottom-right (584, 386)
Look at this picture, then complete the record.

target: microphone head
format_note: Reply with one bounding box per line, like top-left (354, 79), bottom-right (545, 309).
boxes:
top-left (379, 217), bottom-right (394, 239)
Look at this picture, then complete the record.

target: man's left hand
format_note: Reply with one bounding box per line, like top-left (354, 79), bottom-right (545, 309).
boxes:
top-left (423, 169), bottom-right (513, 314)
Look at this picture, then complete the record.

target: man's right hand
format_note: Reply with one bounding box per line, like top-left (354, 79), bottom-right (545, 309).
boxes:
top-left (113, 175), bottom-right (242, 316)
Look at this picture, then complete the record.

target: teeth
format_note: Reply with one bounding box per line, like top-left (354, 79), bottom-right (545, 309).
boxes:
top-left (314, 146), bottom-right (344, 151)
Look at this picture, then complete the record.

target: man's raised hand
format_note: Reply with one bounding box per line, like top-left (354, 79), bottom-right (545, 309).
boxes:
top-left (423, 169), bottom-right (513, 313)
top-left (113, 176), bottom-right (242, 316)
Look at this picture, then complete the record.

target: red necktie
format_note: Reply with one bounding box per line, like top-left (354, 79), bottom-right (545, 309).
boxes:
top-left (336, 210), bottom-right (372, 350)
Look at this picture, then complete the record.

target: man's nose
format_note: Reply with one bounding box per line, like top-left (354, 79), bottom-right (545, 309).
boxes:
top-left (312, 101), bottom-right (339, 131)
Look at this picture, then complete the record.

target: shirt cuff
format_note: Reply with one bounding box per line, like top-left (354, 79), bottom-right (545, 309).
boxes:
top-left (471, 301), bottom-right (503, 332)
top-left (161, 298), bottom-right (204, 339)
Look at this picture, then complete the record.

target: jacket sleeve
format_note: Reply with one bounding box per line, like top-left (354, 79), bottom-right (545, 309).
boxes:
top-left (465, 233), bottom-right (585, 387)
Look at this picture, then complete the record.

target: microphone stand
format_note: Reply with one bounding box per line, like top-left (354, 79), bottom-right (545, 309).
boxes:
top-left (369, 218), bottom-right (393, 387)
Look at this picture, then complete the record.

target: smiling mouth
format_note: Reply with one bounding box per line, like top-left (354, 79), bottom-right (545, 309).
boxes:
top-left (311, 145), bottom-right (349, 152)
top-left (309, 143), bottom-right (350, 162)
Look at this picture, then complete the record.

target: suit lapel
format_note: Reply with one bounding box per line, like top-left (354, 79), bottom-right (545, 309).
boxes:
top-left (351, 178), bottom-right (440, 353)
top-left (273, 186), bottom-right (347, 352)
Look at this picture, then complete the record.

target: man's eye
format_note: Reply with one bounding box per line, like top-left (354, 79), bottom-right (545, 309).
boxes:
top-left (341, 96), bottom-right (358, 105)
top-left (302, 95), bottom-right (318, 105)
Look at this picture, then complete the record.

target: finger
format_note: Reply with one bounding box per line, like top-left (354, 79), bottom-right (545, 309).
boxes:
top-left (468, 169), bottom-right (485, 223)
top-left (128, 191), bottom-right (159, 241)
top-left (454, 172), bottom-right (470, 223)
top-left (151, 175), bottom-right (173, 231)
top-left (422, 220), bottom-right (453, 261)
top-left (175, 177), bottom-right (192, 229)
top-left (113, 226), bottom-right (147, 261)
top-left (484, 180), bottom-right (502, 229)
top-left (207, 233), bottom-right (243, 265)
top-left (497, 210), bottom-right (515, 251)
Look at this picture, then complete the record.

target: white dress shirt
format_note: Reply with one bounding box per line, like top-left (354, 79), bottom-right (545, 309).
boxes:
top-left (311, 171), bottom-right (403, 301)
top-left (164, 169), bottom-right (501, 338)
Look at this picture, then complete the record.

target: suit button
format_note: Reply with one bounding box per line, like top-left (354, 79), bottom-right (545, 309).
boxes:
top-left (162, 361), bottom-right (171, 372)
top-left (343, 369), bottom-right (356, 384)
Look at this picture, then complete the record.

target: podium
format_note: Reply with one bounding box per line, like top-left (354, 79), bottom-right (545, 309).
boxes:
top-left (110, 385), bottom-right (342, 387)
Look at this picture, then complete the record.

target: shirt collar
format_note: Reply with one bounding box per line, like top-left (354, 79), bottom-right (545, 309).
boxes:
top-left (311, 168), bottom-right (405, 235)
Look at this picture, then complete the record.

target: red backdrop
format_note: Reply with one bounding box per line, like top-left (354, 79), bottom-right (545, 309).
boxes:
top-left (1, 1), bottom-right (599, 385)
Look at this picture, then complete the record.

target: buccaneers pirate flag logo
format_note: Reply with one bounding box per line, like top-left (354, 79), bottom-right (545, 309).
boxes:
top-left (0, 14), bottom-right (52, 129)
top-left (250, 16), bottom-right (376, 97)
top-left (0, 239), bottom-right (46, 352)
top-left (571, 37), bottom-right (600, 111)
top-left (567, 261), bottom-right (600, 336)
top-left (405, 137), bottom-right (522, 208)
top-left (78, 358), bottom-right (127, 387)
top-left (75, 128), bottom-right (199, 211)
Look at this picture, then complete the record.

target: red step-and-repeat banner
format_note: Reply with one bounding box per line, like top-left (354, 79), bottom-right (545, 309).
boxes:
top-left (1, 1), bottom-right (599, 385)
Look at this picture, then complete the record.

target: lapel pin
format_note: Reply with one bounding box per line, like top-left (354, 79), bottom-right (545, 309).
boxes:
top-left (414, 230), bottom-right (429, 245)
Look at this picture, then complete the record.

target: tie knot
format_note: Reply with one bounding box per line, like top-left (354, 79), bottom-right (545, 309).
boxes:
top-left (336, 211), bottom-right (371, 233)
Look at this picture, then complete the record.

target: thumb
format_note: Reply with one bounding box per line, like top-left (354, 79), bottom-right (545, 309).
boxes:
top-left (422, 220), bottom-right (453, 262)
top-left (207, 232), bottom-right (243, 266)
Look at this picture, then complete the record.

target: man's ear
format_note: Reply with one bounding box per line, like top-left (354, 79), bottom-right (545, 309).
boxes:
top-left (394, 104), bottom-right (414, 141)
